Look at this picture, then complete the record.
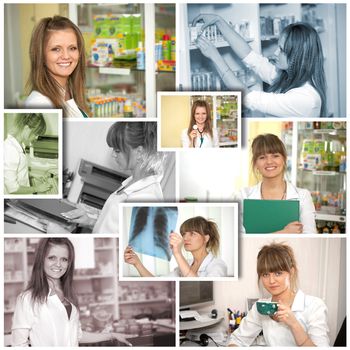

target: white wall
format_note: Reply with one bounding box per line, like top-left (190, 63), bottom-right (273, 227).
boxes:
top-left (208, 237), bottom-right (345, 345)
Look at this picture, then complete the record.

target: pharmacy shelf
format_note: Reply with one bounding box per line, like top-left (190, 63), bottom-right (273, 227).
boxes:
top-left (298, 169), bottom-right (346, 176)
top-left (119, 298), bottom-right (169, 305)
top-left (74, 274), bottom-right (114, 280)
top-left (189, 37), bottom-right (254, 50)
top-left (315, 213), bottom-right (346, 222)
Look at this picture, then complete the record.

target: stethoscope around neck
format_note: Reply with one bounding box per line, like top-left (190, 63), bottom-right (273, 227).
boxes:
top-left (192, 125), bottom-right (204, 148)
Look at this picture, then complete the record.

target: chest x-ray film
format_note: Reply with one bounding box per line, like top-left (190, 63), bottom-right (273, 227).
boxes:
top-left (128, 207), bottom-right (178, 261)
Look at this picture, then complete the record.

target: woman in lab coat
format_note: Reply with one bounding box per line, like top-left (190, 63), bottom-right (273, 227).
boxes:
top-left (192, 16), bottom-right (326, 118)
top-left (4, 113), bottom-right (52, 194)
top-left (236, 134), bottom-right (317, 233)
top-left (12, 238), bottom-right (134, 346)
top-left (56, 121), bottom-right (166, 234)
top-left (124, 216), bottom-right (228, 277)
top-left (228, 242), bottom-right (329, 347)
top-left (181, 100), bottom-right (219, 148)
top-left (25, 16), bottom-right (89, 118)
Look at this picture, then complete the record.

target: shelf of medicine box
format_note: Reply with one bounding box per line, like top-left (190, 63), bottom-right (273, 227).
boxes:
top-left (189, 37), bottom-right (254, 51)
top-left (119, 298), bottom-right (170, 306)
top-left (74, 274), bottom-right (115, 281)
top-left (219, 141), bottom-right (237, 147)
top-left (298, 168), bottom-right (346, 176)
top-left (312, 129), bottom-right (346, 136)
top-left (315, 213), bottom-right (346, 222)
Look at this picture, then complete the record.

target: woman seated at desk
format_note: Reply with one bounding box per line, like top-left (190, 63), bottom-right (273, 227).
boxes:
top-left (124, 216), bottom-right (228, 277)
top-left (228, 242), bottom-right (329, 347)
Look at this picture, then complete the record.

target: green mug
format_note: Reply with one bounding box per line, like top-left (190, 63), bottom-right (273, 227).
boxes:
top-left (256, 301), bottom-right (278, 315)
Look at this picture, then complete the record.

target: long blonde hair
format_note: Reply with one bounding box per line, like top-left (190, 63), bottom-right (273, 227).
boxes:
top-left (27, 16), bottom-right (88, 113)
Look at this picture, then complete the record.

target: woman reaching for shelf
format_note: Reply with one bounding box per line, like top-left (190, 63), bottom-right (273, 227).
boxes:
top-left (228, 242), bottom-right (329, 346)
top-left (124, 216), bottom-right (228, 277)
top-left (11, 238), bottom-right (134, 346)
top-left (192, 15), bottom-right (326, 118)
top-left (235, 134), bottom-right (316, 233)
top-left (181, 100), bottom-right (219, 148)
top-left (25, 16), bottom-right (89, 118)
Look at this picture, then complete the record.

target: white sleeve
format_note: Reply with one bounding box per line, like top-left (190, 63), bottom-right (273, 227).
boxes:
top-left (244, 87), bottom-right (320, 118)
top-left (11, 294), bottom-right (35, 346)
top-left (4, 142), bottom-right (21, 193)
top-left (233, 189), bottom-right (246, 234)
top-left (229, 303), bottom-right (263, 346)
top-left (205, 259), bottom-right (227, 277)
top-left (300, 189), bottom-right (317, 233)
top-left (181, 129), bottom-right (190, 148)
top-left (242, 50), bottom-right (278, 85)
top-left (24, 92), bottom-right (54, 108)
top-left (306, 299), bottom-right (330, 347)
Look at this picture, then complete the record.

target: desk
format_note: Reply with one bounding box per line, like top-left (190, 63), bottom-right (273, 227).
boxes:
top-left (180, 315), bottom-right (224, 331)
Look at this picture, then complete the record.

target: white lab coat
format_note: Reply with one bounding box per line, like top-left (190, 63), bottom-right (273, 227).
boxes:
top-left (25, 90), bottom-right (86, 118)
top-left (168, 252), bottom-right (228, 277)
top-left (243, 51), bottom-right (322, 118)
top-left (4, 135), bottom-right (30, 194)
top-left (181, 128), bottom-right (219, 148)
top-left (235, 181), bottom-right (317, 233)
top-left (12, 291), bottom-right (82, 347)
top-left (93, 174), bottom-right (164, 234)
top-left (229, 290), bottom-right (330, 347)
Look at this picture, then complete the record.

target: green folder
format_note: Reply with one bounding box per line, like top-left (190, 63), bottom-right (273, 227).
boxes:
top-left (243, 199), bottom-right (300, 233)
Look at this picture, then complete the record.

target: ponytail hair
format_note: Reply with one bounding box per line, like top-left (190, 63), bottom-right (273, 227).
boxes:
top-left (106, 121), bottom-right (166, 175)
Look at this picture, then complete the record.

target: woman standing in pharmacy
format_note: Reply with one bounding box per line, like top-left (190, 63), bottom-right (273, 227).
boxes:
top-left (4, 113), bottom-right (52, 195)
top-left (11, 238), bottom-right (134, 346)
top-left (236, 134), bottom-right (317, 233)
top-left (25, 16), bottom-right (89, 118)
top-left (124, 216), bottom-right (228, 277)
top-left (193, 15), bottom-right (326, 118)
top-left (181, 100), bottom-right (219, 148)
top-left (228, 242), bottom-right (329, 346)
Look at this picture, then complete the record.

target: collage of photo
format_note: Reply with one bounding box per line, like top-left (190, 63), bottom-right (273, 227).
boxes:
top-left (1, 2), bottom-right (348, 348)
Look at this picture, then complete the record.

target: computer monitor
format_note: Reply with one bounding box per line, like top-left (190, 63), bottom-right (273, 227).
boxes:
top-left (179, 281), bottom-right (214, 310)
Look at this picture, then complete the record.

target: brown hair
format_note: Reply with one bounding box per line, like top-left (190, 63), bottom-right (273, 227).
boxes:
top-left (187, 100), bottom-right (213, 139)
top-left (180, 216), bottom-right (220, 256)
top-left (257, 242), bottom-right (298, 292)
top-left (251, 134), bottom-right (287, 176)
top-left (27, 16), bottom-right (88, 113)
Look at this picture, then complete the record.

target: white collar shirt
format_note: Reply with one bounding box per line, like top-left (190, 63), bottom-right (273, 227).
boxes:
top-left (181, 128), bottom-right (219, 148)
top-left (229, 290), bottom-right (330, 347)
top-left (236, 181), bottom-right (317, 233)
top-left (4, 134), bottom-right (30, 194)
top-left (93, 174), bottom-right (163, 234)
top-left (169, 252), bottom-right (228, 277)
top-left (12, 291), bottom-right (82, 346)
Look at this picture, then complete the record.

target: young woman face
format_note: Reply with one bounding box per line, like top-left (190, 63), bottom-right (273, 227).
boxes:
top-left (182, 231), bottom-right (209, 253)
top-left (194, 106), bottom-right (208, 127)
top-left (44, 29), bottom-right (79, 87)
top-left (261, 271), bottom-right (291, 297)
top-left (44, 244), bottom-right (69, 281)
top-left (255, 152), bottom-right (285, 179)
top-left (274, 34), bottom-right (288, 70)
top-left (112, 147), bottom-right (138, 172)
top-left (21, 126), bottom-right (40, 146)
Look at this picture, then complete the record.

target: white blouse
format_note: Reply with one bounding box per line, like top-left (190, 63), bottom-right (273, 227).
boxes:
top-left (181, 128), bottom-right (219, 148)
top-left (12, 291), bottom-right (82, 347)
top-left (229, 290), bottom-right (330, 347)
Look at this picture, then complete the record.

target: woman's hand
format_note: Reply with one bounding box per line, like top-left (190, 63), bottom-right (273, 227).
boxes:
top-left (273, 300), bottom-right (298, 328)
top-left (39, 219), bottom-right (71, 233)
top-left (110, 332), bottom-right (137, 346)
top-left (189, 129), bottom-right (198, 141)
top-left (192, 14), bottom-right (224, 31)
top-left (124, 246), bottom-right (142, 267)
top-left (196, 36), bottom-right (221, 61)
top-left (279, 221), bottom-right (303, 234)
top-left (34, 182), bottom-right (52, 193)
top-left (169, 231), bottom-right (184, 256)
top-left (62, 210), bottom-right (95, 228)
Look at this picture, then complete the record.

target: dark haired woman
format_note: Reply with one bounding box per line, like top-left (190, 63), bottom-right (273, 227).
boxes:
top-left (181, 100), bottom-right (219, 148)
top-left (228, 242), bottom-right (329, 346)
top-left (193, 15), bottom-right (326, 118)
top-left (25, 16), bottom-right (88, 118)
top-left (4, 113), bottom-right (51, 194)
top-left (124, 216), bottom-right (227, 277)
top-left (236, 134), bottom-right (316, 233)
top-left (11, 238), bottom-right (133, 346)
